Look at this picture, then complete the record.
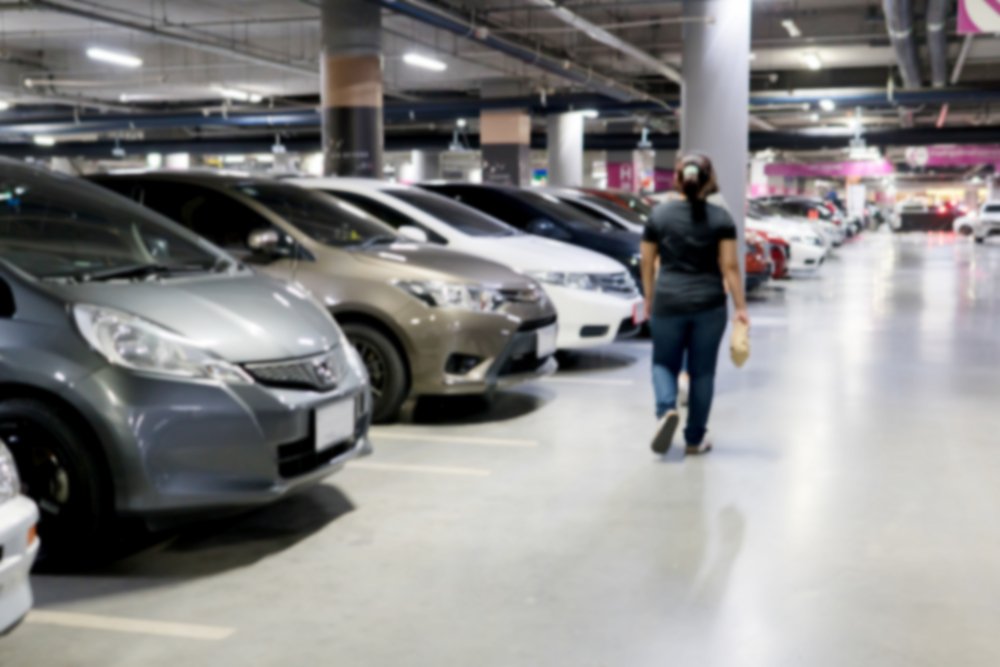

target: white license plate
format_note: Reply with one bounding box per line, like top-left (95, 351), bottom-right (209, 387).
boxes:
top-left (632, 300), bottom-right (648, 325)
top-left (536, 324), bottom-right (558, 358)
top-left (315, 399), bottom-right (355, 452)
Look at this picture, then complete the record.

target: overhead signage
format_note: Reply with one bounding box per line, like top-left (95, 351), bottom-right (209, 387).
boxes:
top-left (958, 0), bottom-right (1000, 34)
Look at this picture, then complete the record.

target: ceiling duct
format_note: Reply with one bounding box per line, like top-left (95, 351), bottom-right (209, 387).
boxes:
top-left (926, 0), bottom-right (948, 88)
top-left (881, 0), bottom-right (922, 89)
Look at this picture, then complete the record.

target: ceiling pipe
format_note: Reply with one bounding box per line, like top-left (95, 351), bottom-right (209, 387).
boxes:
top-left (368, 0), bottom-right (669, 107)
top-left (881, 0), bottom-right (922, 89)
top-left (30, 0), bottom-right (317, 77)
top-left (950, 35), bottom-right (974, 85)
top-left (925, 0), bottom-right (948, 88)
top-left (515, 0), bottom-right (683, 85)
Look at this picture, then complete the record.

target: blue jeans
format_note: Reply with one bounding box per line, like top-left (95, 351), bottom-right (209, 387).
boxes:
top-left (650, 305), bottom-right (728, 445)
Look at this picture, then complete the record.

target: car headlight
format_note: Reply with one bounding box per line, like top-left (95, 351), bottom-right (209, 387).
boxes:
top-left (0, 441), bottom-right (20, 502)
top-left (393, 281), bottom-right (505, 312)
top-left (527, 271), bottom-right (596, 291)
top-left (73, 304), bottom-right (253, 384)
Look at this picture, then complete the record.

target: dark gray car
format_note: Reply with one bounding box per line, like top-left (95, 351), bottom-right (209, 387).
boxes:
top-left (0, 160), bottom-right (372, 562)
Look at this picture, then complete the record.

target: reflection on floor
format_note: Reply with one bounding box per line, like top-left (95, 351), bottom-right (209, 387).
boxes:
top-left (4, 234), bottom-right (1000, 666)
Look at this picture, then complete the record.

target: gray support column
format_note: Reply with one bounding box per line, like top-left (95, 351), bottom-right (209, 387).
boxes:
top-left (480, 110), bottom-right (532, 186)
top-left (681, 0), bottom-right (751, 247)
top-left (547, 112), bottom-right (584, 187)
top-left (320, 0), bottom-right (383, 177)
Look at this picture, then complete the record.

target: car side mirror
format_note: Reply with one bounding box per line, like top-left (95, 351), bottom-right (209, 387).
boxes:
top-left (397, 225), bottom-right (429, 243)
top-left (247, 228), bottom-right (285, 255)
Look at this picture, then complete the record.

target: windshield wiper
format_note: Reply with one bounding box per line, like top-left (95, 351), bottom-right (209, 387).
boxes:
top-left (80, 260), bottom-right (230, 282)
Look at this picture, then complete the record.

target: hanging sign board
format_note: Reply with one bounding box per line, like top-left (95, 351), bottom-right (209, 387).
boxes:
top-left (958, 0), bottom-right (1000, 34)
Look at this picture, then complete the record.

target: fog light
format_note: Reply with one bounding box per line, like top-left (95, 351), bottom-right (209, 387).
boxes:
top-left (446, 354), bottom-right (482, 375)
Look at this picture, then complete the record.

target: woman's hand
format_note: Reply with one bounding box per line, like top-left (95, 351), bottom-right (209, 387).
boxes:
top-left (734, 308), bottom-right (750, 327)
top-left (645, 296), bottom-right (654, 320)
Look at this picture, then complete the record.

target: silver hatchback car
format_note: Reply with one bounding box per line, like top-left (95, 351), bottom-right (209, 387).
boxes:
top-left (0, 160), bottom-right (371, 562)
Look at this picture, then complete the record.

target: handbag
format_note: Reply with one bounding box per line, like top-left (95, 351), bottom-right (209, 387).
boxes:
top-left (730, 320), bottom-right (750, 368)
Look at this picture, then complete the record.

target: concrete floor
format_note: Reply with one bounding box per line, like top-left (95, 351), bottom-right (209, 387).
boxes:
top-left (3, 232), bottom-right (1000, 666)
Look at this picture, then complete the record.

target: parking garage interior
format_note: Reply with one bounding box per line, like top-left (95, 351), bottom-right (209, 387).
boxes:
top-left (1, 1), bottom-right (1000, 665)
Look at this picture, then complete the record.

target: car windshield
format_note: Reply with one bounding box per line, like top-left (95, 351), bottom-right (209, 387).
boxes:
top-left (616, 193), bottom-right (653, 219)
top-left (582, 196), bottom-right (647, 226)
top-left (232, 182), bottom-right (398, 248)
top-left (387, 189), bottom-right (519, 237)
top-left (0, 163), bottom-right (227, 281)
top-left (985, 204), bottom-right (1000, 213)
top-left (520, 190), bottom-right (615, 232)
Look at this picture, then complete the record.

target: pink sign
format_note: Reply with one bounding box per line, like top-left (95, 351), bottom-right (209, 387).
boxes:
top-left (764, 160), bottom-right (894, 179)
top-left (607, 162), bottom-right (636, 191)
top-left (958, 0), bottom-right (1000, 34)
top-left (653, 168), bottom-right (674, 193)
top-left (905, 144), bottom-right (1000, 168)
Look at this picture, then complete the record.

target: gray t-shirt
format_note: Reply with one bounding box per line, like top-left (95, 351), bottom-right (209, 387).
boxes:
top-left (643, 199), bottom-right (737, 316)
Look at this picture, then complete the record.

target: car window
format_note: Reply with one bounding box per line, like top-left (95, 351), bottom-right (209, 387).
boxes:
top-left (579, 196), bottom-right (647, 226)
top-left (232, 183), bottom-right (403, 247)
top-left (518, 191), bottom-right (613, 232)
top-left (984, 204), bottom-right (1000, 214)
top-left (325, 190), bottom-right (447, 244)
top-left (430, 186), bottom-right (525, 228)
top-left (0, 170), bottom-right (222, 280)
top-left (387, 190), bottom-right (518, 238)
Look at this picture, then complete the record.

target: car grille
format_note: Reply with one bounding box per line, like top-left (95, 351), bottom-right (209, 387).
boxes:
top-left (591, 272), bottom-right (638, 297)
top-left (244, 350), bottom-right (342, 392)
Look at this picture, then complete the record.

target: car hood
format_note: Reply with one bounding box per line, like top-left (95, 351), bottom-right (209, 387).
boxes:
top-left (55, 272), bottom-right (340, 363)
top-left (457, 234), bottom-right (629, 275)
top-left (345, 241), bottom-right (535, 287)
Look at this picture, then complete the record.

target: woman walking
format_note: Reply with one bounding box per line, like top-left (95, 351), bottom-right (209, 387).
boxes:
top-left (640, 153), bottom-right (749, 455)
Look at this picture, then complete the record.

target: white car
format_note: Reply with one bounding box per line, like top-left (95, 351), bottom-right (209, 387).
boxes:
top-left (955, 202), bottom-right (1000, 244)
top-left (746, 213), bottom-right (829, 272)
top-left (0, 439), bottom-right (38, 635)
top-left (291, 178), bottom-right (646, 350)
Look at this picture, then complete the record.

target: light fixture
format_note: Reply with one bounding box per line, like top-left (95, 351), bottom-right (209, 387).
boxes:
top-left (781, 19), bottom-right (802, 38)
top-left (819, 98), bottom-right (836, 112)
top-left (33, 136), bottom-right (56, 147)
top-left (403, 53), bottom-right (447, 72)
top-left (800, 52), bottom-right (823, 70)
top-left (749, 52), bottom-right (757, 61)
top-left (0, 101), bottom-right (9, 111)
top-left (212, 85), bottom-right (263, 103)
top-left (580, 109), bottom-right (600, 119)
top-left (456, 117), bottom-right (468, 128)
top-left (86, 47), bottom-right (143, 69)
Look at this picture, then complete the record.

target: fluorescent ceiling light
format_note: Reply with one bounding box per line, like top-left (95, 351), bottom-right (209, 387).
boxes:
top-left (580, 109), bottom-right (600, 119)
top-left (0, 101), bottom-right (9, 111)
top-left (403, 53), bottom-right (447, 72)
top-left (801, 52), bottom-right (823, 70)
top-left (781, 19), bottom-right (802, 38)
top-left (456, 117), bottom-right (467, 128)
top-left (212, 85), bottom-right (263, 103)
top-left (819, 98), bottom-right (836, 112)
top-left (34, 135), bottom-right (56, 147)
top-left (86, 47), bottom-right (143, 68)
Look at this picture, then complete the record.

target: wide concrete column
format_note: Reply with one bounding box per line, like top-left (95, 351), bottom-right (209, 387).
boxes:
top-left (480, 110), bottom-right (532, 186)
top-left (547, 112), bottom-right (584, 187)
top-left (320, 0), bottom-right (382, 177)
top-left (681, 0), bottom-right (751, 230)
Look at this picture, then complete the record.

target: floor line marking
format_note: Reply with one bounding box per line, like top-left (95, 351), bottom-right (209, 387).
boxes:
top-left (350, 461), bottom-right (492, 477)
top-left (370, 430), bottom-right (538, 448)
top-left (26, 610), bottom-right (235, 641)
top-left (543, 377), bottom-right (636, 386)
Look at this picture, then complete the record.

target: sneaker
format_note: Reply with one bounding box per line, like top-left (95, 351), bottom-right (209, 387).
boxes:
top-left (685, 435), bottom-right (713, 456)
top-left (651, 410), bottom-right (679, 455)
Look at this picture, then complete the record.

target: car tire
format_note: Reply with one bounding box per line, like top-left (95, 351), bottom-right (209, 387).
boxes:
top-left (958, 226), bottom-right (973, 236)
top-left (0, 399), bottom-right (111, 567)
top-left (341, 323), bottom-right (408, 424)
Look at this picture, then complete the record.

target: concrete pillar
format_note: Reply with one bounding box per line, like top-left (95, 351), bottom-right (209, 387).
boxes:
top-left (480, 110), bottom-right (532, 186)
top-left (547, 112), bottom-right (584, 187)
top-left (681, 0), bottom-right (751, 239)
top-left (320, 0), bottom-right (382, 177)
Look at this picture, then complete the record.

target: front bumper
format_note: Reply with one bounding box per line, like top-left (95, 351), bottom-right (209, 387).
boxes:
top-left (544, 285), bottom-right (644, 349)
top-left (70, 352), bottom-right (372, 516)
top-left (976, 223), bottom-right (1000, 239)
top-left (788, 242), bottom-right (827, 271)
top-left (0, 496), bottom-right (39, 635)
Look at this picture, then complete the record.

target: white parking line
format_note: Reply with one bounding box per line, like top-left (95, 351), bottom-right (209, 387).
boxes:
top-left (26, 610), bottom-right (234, 640)
top-left (543, 377), bottom-right (635, 386)
top-left (370, 430), bottom-right (537, 448)
top-left (350, 461), bottom-right (492, 477)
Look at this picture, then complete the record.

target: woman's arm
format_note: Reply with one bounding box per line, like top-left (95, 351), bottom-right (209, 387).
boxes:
top-left (640, 240), bottom-right (658, 319)
top-left (719, 238), bottom-right (750, 326)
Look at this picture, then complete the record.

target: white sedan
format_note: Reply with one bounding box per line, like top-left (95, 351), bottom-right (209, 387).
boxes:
top-left (291, 178), bottom-right (647, 351)
top-left (746, 213), bottom-right (829, 272)
top-left (0, 439), bottom-right (38, 635)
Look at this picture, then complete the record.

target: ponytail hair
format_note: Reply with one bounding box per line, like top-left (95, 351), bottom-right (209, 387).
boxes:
top-left (675, 153), bottom-right (718, 223)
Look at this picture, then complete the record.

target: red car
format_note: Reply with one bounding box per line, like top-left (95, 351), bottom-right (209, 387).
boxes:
top-left (579, 188), bottom-right (654, 221)
top-left (752, 230), bottom-right (790, 279)
top-left (745, 231), bottom-right (772, 291)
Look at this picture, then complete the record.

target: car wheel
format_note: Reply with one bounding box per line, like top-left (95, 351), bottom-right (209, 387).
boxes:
top-left (341, 323), bottom-right (408, 424)
top-left (0, 399), bottom-right (111, 566)
top-left (958, 226), bottom-right (973, 236)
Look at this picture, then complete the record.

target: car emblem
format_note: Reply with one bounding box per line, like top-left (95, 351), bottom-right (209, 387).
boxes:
top-left (312, 354), bottom-right (339, 389)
